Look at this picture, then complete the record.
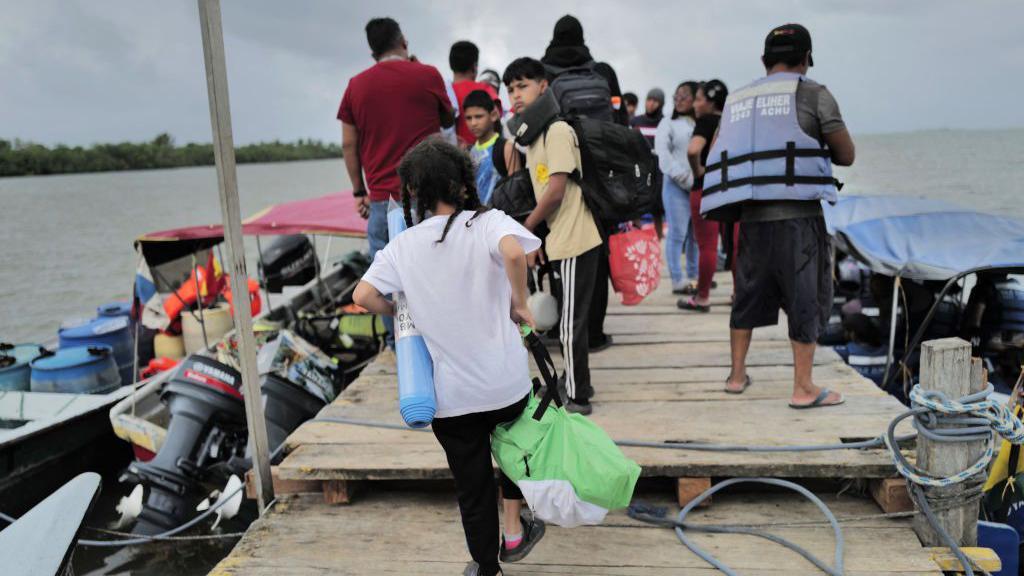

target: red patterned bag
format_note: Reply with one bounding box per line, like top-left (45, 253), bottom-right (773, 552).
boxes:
top-left (608, 225), bottom-right (662, 306)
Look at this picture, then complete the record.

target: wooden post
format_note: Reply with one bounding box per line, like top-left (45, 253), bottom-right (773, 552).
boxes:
top-left (912, 338), bottom-right (984, 546)
top-left (677, 477), bottom-right (713, 508)
top-left (197, 0), bottom-right (274, 512)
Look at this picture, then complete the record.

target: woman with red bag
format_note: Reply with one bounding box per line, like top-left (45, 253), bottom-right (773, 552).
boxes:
top-left (678, 80), bottom-right (729, 313)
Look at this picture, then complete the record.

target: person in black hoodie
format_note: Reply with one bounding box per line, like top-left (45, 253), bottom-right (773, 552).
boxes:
top-left (540, 15), bottom-right (625, 355)
top-left (541, 15), bottom-right (628, 126)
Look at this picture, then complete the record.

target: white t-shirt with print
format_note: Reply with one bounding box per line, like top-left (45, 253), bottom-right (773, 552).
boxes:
top-left (362, 209), bottom-right (542, 418)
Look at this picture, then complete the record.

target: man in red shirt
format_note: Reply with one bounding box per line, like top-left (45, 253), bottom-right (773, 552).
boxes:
top-left (449, 41), bottom-right (501, 148)
top-left (339, 17), bottom-right (454, 347)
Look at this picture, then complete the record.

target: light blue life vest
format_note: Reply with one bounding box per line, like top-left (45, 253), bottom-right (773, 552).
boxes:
top-left (700, 72), bottom-right (837, 219)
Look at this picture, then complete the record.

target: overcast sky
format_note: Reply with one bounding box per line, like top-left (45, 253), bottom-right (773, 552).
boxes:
top-left (2, 0), bottom-right (1022, 146)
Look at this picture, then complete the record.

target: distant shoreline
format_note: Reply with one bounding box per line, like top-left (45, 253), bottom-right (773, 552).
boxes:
top-left (0, 133), bottom-right (341, 178)
top-left (3, 127), bottom-right (1021, 179)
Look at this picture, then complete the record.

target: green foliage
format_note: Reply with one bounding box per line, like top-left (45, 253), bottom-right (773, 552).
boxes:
top-left (0, 133), bottom-right (342, 177)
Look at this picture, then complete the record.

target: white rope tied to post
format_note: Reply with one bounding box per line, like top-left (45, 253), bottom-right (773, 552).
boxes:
top-left (884, 382), bottom-right (1024, 576)
top-left (885, 383), bottom-right (1024, 488)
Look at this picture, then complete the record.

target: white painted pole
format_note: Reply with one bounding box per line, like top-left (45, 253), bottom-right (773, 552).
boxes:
top-left (883, 276), bottom-right (900, 387)
top-left (196, 0), bottom-right (274, 511)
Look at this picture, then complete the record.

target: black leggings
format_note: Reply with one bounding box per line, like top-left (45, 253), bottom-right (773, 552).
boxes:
top-left (431, 395), bottom-right (529, 576)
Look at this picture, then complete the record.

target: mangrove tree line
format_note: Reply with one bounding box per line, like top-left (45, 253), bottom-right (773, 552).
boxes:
top-left (0, 133), bottom-right (342, 177)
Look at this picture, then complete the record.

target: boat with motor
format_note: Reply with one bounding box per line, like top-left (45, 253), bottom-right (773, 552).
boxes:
top-left (107, 192), bottom-right (389, 534)
top-left (0, 192), bottom-right (383, 532)
top-left (821, 195), bottom-right (1024, 404)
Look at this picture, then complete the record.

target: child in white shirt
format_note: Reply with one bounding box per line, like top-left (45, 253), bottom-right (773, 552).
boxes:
top-left (354, 138), bottom-right (546, 576)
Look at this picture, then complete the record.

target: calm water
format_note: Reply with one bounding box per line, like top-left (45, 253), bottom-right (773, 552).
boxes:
top-left (3, 130), bottom-right (1023, 346)
top-left (1, 158), bottom-right (362, 345)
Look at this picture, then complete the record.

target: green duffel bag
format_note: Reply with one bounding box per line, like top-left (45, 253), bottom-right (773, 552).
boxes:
top-left (491, 330), bottom-right (640, 528)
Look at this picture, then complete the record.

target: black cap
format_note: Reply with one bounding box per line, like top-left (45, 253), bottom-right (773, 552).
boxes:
top-left (764, 23), bottom-right (813, 67)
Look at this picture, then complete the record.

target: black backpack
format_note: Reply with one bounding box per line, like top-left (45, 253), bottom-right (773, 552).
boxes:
top-left (546, 62), bottom-right (614, 122)
top-left (560, 115), bottom-right (659, 223)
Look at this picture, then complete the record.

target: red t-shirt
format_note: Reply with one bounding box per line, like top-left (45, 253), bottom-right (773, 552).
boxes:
top-left (451, 80), bottom-right (500, 147)
top-left (337, 60), bottom-right (452, 202)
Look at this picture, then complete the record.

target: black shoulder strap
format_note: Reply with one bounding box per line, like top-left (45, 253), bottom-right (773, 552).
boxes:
top-left (1010, 442), bottom-right (1022, 479)
top-left (523, 331), bottom-right (562, 420)
top-left (492, 136), bottom-right (509, 177)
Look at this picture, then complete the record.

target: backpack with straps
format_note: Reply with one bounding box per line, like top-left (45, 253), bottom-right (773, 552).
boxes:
top-left (545, 62), bottom-right (614, 122)
top-left (559, 114), bottom-right (660, 223)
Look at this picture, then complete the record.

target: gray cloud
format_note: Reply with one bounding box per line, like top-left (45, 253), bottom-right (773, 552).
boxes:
top-left (1, 0), bottom-right (1021, 146)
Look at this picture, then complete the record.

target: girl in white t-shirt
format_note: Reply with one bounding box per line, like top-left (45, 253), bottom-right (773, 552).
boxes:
top-left (353, 138), bottom-right (546, 576)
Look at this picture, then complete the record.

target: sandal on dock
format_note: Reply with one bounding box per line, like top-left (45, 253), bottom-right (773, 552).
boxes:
top-left (724, 375), bottom-right (752, 394)
top-left (789, 388), bottom-right (845, 409)
top-left (673, 283), bottom-right (698, 295)
top-left (677, 297), bottom-right (710, 313)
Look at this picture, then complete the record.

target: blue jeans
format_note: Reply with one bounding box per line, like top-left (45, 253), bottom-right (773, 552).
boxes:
top-left (368, 200), bottom-right (395, 348)
top-left (661, 177), bottom-right (698, 287)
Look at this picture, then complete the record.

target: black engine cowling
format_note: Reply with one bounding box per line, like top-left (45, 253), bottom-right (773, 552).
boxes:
top-left (130, 356), bottom-right (247, 534)
top-left (128, 354), bottom-right (328, 534)
top-left (259, 235), bottom-right (318, 293)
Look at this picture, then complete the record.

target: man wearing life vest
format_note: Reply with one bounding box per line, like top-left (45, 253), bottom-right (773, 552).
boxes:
top-left (700, 23), bottom-right (856, 408)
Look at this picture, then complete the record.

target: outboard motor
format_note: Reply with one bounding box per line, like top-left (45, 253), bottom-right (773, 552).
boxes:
top-left (127, 354), bottom-right (329, 534)
top-left (129, 356), bottom-right (248, 534)
top-left (248, 373), bottom-right (327, 460)
top-left (259, 234), bottom-right (318, 293)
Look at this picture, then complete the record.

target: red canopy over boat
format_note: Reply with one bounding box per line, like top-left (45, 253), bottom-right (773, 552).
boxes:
top-left (137, 191), bottom-right (367, 243)
top-left (135, 191), bottom-right (367, 266)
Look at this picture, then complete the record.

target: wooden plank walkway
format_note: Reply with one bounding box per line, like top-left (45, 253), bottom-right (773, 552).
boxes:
top-left (275, 273), bottom-right (913, 484)
top-left (212, 271), bottom-right (941, 574)
top-left (211, 490), bottom-right (939, 575)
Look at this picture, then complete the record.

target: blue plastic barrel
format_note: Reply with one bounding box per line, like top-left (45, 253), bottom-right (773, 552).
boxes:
top-left (386, 206), bottom-right (436, 428)
top-left (30, 346), bottom-right (121, 394)
top-left (97, 301), bottom-right (132, 319)
top-left (59, 316), bottom-right (134, 385)
top-left (0, 344), bottom-right (43, 392)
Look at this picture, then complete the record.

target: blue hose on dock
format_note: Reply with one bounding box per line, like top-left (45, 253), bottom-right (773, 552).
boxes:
top-left (628, 478), bottom-right (845, 576)
top-left (310, 381), bottom-right (1016, 576)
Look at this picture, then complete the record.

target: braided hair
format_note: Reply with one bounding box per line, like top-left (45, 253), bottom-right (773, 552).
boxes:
top-left (397, 137), bottom-right (489, 243)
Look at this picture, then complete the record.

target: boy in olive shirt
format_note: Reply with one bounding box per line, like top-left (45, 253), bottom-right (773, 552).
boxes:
top-left (503, 57), bottom-right (601, 414)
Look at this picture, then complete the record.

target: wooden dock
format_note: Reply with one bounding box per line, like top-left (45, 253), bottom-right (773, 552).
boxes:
top-left (212, 272), bottom-right (944, 574)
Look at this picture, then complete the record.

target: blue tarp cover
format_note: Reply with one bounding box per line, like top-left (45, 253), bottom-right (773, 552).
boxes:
top-left (823, 195), bottom-right (1024, 281)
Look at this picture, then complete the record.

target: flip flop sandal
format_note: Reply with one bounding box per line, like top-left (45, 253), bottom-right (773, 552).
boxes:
top-left (674, 283), bottom-right (698, 296)
top-left (677, 297), bottom-right (710, 313)
top-left (789, 388), bottom-right (845, 409)
top-left (724, 375), bottom-right (752, 394)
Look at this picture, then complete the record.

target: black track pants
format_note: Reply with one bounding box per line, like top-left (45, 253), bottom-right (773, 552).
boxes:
top-left (588, 234), bottom-right (611, 344)
top-left (553, 245), bottom-right (600, 402)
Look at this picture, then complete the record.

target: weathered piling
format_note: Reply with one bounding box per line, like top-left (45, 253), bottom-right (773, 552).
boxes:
top-left (912, 338), bottom-right (986, 547)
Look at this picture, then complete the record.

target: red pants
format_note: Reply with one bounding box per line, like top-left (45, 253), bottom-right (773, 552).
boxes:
top-left (689, 189), bottom-right (720, 300)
